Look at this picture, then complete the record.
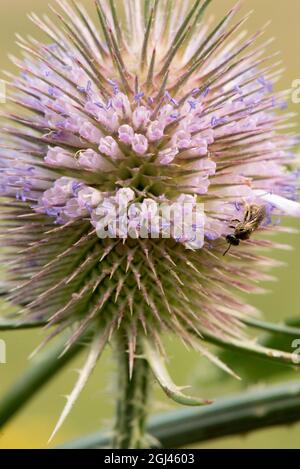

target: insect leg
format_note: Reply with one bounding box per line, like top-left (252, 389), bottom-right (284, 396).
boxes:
top-left (223, 244), bottom-right (232, 256)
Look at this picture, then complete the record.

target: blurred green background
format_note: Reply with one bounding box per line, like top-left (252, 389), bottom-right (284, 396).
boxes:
top-left (1, 0), bottom-right (300, 449)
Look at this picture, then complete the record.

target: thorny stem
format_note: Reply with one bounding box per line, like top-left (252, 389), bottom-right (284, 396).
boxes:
top-left (113, 333), bottom-right (151, 449)
top-left (60, 378), bottom-right (300, 449)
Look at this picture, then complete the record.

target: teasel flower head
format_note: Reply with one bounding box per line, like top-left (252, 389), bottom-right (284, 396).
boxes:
top-left (1, 0), bottom-right (300, 445)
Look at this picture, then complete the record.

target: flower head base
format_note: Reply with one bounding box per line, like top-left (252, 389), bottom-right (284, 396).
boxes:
top-left (1, 0), bottom-right (300, 439)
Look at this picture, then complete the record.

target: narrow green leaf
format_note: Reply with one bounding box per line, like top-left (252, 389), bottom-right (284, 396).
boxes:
top-left (187, 1), bottom-right (238, 67)
top-left (165, 0), bottom-right (203, 59)
top-left (158, 26), bottom-right (191, 78)
top-left (0, 333), bottom-right (84, 427)
top-left (143, 339), bottom-right (212, 406)
top-left (145, 47), bottom-right (156, 90)
top-left (70, 0), bottom-right (108, 57)
top-left (141, 7), bottom-right (154, 71)
top-left (143, 0), bottom-right (151, 25)
top-left (242, 317), bottom-right (300, 337)
top-left (201, 329), bottom-right (300, 368)
top-left (109, 0), bottom-right (124, 47)
top-left (213, 317), bottom-right (300, 383)
top-left (95, 0), bottom-right (132, 93)
top-left (49, 329), bottom-right (108, 442)
top-left (182, 0), bottom-right (213, 47)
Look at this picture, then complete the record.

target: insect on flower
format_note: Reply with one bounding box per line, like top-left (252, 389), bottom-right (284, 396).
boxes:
top-left (223, 203), bottom-right (267, 256)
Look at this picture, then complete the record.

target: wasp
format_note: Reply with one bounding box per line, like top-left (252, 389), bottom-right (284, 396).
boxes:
top-left (223, 203), bottom-right (266, 256)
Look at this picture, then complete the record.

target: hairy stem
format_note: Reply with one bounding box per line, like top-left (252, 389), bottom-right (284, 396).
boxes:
top-left (113, 334), bottom-right (151, 449)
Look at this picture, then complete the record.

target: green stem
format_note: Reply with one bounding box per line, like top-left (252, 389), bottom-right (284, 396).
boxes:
top-left (59, 379), bottom-right (300, 449)
top-left (113, 334), bottom-right (151, 449)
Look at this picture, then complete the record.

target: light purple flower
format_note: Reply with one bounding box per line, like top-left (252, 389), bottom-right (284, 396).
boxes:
top-left (132, 134), bottom-right (148, 155)
top-left (99, 136), bottom-right (123, 160)
top-left (45, 147), bottom-right (78, 169)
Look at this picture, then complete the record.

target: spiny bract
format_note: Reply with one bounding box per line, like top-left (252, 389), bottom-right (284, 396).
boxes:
top-left (1, 0), bottom-right (300, 437)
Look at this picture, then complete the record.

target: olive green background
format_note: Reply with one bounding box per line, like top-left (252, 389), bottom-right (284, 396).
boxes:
top-left (0, 0), bottom-right (300, 449)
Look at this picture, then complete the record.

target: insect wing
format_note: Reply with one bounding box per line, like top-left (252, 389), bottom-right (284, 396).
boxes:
top-left (245, 205), bottom-right (266, 231)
